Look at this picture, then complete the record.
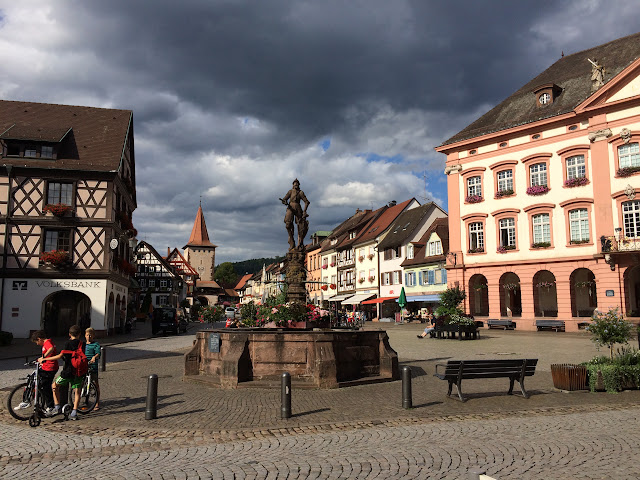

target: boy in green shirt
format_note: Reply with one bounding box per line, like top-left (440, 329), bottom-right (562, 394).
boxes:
top-left (84, 327), bottom-right (101, 410)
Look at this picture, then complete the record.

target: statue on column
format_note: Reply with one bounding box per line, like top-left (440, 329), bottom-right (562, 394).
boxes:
top-left (280, 179), bottom-right (310, 250)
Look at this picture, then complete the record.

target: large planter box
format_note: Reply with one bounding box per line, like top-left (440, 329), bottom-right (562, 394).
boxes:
top-left (551, 364), bottom-right (588, 391)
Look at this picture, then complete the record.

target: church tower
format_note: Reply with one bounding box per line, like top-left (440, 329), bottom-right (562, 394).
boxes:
top-left (184, 204), bottom-right (217, 282)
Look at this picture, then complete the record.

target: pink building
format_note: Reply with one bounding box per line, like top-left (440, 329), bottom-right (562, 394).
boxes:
top-left (436, 33), bottom-right (640, 331)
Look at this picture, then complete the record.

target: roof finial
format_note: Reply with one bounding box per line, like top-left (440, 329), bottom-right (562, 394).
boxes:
top-left (199, 195), bottom-right (202, 207)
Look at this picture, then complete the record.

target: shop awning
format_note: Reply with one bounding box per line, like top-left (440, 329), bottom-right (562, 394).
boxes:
top-left (361, 296), bottom-right (399, 305)
top-left (327, 294), bottom-right (353, 302)
top-left (342, 293), bottom-right (376, 305)
top-left (400, 294), bottom-right (441, 303)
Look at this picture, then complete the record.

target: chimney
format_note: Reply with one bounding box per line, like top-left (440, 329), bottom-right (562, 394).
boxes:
top-left (388, 200), bottom-right (397, 207)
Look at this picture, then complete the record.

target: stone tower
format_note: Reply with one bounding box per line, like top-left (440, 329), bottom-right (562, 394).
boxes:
top-left (184, 204), bottom-right (217, 282)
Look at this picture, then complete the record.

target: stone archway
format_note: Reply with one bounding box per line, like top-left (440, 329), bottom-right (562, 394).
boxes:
top-left (532, 270), bottom-right (558, 317)
top-left (42, 291), bottom-right (91, 337)
top-left (570, 268), bottom-right (597, 317)
top-left (469, 274), bottom-right (489, 316)
top-left (499, 272), bottom-right (522, 317)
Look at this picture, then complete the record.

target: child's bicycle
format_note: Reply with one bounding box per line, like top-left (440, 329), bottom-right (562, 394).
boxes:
top-left (6, 360), bottom-right (47, 427)
top-left (58, 370), bottom-right (99, 420)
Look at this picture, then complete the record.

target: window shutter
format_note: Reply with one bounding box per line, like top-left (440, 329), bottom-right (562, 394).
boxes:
top-left (441, 269), bottom-right (447, 284)
top-left (398, 271), bottom-right (402, 284)
top-left (404, 273), bottom-right (408, 285)
top-left (418, 272), bottom-right (424, 286)
top-left (428, 270), bottom-right (435, 284)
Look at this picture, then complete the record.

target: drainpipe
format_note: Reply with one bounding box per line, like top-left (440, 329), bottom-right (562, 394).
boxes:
top-left (0, 164), bottom-right (13, 331)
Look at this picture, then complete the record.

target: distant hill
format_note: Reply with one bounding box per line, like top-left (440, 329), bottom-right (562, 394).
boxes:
top-left (232, 256), bottom-right (284, 276)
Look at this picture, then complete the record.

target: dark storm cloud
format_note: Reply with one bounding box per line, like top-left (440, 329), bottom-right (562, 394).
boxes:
top-left (2, 1), bottom-right (639, 262)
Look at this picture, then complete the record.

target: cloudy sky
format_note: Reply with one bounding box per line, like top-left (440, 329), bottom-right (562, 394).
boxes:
top-left (1, 1), bottom-right (638, 263)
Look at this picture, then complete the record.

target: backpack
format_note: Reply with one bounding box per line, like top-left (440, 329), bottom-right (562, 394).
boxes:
top-left (62, 342), bottom-right (89, 377)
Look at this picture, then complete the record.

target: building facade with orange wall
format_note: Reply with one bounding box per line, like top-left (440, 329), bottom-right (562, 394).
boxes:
top-left (436, 33), bottom-right (640, 331)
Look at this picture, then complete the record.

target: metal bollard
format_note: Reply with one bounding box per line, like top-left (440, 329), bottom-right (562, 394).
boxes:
top-left (281, 372), bottom-right (291, 419)
top-left (100, 346), bottom-right (106, 372)
top-left (402, 366), bottom-right (412, 409)
top-left (468, 467), bottom-right (486, 480)
top-left (145, 374), bottom-right (158, 420)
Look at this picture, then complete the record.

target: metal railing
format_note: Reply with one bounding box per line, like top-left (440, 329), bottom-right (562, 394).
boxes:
top-left (600, 235), bottom-right (640, 253)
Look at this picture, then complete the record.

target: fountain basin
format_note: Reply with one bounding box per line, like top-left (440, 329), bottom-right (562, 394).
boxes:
top-left (184, 328), bottom-right (399, 388)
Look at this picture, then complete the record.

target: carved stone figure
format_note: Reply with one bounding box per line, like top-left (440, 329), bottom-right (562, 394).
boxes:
top-left (588, 58), bottom-right (605, 90)
top-left (280, 179), bottom-right (310, 250)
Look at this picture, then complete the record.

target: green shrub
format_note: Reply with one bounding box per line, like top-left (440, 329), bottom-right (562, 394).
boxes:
top-left (0, 331), bottom-right (13, 346)
top-left (582, 347), bottom-right (640, 392)
top-left (240, 302), bottom-right (258, 322)
top-left (435, 287), bottom-right (466, 318)
top-left (586, 308), bottom-right (633, 359)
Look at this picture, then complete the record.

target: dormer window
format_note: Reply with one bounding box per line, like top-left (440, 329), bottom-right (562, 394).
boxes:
top-left (533, 83), bottom-right (562, 107)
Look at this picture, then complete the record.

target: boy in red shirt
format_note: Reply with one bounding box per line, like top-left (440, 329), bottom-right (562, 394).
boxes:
top-left (32, 330), bottom-right (59, 412)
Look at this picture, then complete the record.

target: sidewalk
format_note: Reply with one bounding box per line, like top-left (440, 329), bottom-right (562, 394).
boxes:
top-left (0, 319), bottom-right (156, 361)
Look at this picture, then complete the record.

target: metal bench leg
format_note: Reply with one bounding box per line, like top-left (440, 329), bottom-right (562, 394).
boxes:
top-left (518, 380), bottom-right (529, 398)
top-left (454, 379), bottom-right (466, 402)
top-left (447, 380), bottom-right (453, 397)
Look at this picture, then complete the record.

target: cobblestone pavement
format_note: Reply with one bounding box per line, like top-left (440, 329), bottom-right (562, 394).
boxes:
top-left (1, 323), bottom-right (639, 479)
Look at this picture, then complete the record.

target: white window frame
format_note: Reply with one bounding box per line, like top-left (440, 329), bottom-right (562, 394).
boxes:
top-left (499, 218), bottom-right (516, 247)
top-left (623, 200), bottom-right (640, 237)
top-left (569, 209), bottom-right (590, 242)
top-left (469, 222), bottom-right (484, 251)
top-left (393, 271), bottom-right (400, 284)
top-left (406, 272), bottom-right (416, 287)
top-left (566, 155), bottom-right (586, 180)
top-left (467, 176), bottom-right (482, 197)
top-left (532, 213), bottom-right (550, 243)
top-left (428, 240), bottom-right (442, 256)
top-left (618, 143), bottom-right (640, 169)
top-left (530, 163), bottom-right (547, 187)
top-left (407, 244), bottom-right (414, 259)
top-left (497, 170), bottom-right (513, 192)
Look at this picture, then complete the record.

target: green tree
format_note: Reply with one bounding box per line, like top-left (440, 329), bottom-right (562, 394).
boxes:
top-left (588, 308), bottom-right (633, 359)
top-left (214, 262), bottom-right (239, 287)
top-left (435, 286), bottom-right (467, 318)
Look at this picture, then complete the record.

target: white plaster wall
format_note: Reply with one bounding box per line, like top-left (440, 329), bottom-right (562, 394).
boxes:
top-left (2, 278), bottom-right (108, 338)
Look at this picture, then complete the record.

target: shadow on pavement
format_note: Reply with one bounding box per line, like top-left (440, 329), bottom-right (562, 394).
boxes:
top-left (292, 407), bottom-right (331, 418)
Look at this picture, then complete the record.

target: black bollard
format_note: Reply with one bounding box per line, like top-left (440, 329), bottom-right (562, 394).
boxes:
top-left (100, 346), bottom-right (106, 372)
top-left (145, 374), bottom-right (158, 420)
top-left (281, 372), bottom-right (291, 419)
top-left (402, 366), bottom-right (412, 409)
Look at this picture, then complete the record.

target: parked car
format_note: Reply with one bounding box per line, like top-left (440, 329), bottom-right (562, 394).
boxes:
top-left (152, 307), bottom-right (179, 335)
top-left (225, 307), bottom-right (236, 320)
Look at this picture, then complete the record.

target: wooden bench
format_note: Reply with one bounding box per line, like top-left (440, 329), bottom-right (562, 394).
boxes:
top-left (434, 359), bottom-right (538, 402)
top-left (536, 320), bottom-right (565, 332)
top-left (487, 319), bottom-right (516, 330)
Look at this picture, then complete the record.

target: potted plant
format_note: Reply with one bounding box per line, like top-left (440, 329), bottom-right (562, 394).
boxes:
top-left (43, 203), bottom-right (73, 217)
top-left (616, 166), bottom-right (640, 177)
top-left (358, 255), bottom-right (365, 262)
top-left (465, 194), bottom-right (483, 203)
top-left (564, 177), bottom-right (589, 188)
top-left (532, 242), bottom-right (551, 249)
top-left (368, 276), bottom-right (375, 282)
top-left (526, 185), bottom-right (549, 196)
top-left (495, 188), bottom-right (514, 198)
top-left (367, 254), bottom-right (374, 260)
top-left (40, 250), bottom-right (70, 267)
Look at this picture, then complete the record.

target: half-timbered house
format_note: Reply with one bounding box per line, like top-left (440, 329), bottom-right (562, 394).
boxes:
top-left (135, 241), bottom-right (182, 309)
top-left (0, 100), bottom-right (137, 338)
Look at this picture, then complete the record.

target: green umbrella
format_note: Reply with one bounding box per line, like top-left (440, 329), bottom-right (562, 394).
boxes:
top-left (398, 287), bottom-right (407, 309)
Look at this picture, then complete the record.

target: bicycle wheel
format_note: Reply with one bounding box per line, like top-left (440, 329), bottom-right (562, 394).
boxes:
top-left (6, 383), bottom-right (33, 421)
top-left (77, 381), bottom-right (99, 414)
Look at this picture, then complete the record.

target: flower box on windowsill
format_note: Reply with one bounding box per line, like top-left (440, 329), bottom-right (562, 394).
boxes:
top-left (532, 242), bottom-right (551, 249)
top-left (43, 203), bottom-right (73, 217)
top-left (367, 254), bottom-right (374, 260)
top-left (368, 276), bottom-right (375, 282)
top-left (358, 256), bottom-right (365, 262)
top-left (468, 247), bottom-right (484, 254)
top-left (322, 265), bottom-right (328, 269)
top-left (330, 263), bottom-right (336, 267)
top-left (616, 166), bottom-right (640, 177)
top-left (570, 239), bottom-right (590, 245)
top-left (526, 185), bottom-right (549, 196)
top-left (495, 189), bottom-right (514, 199)
top-left (465, 195), bottom-right (483, 204)
top-left (564, 177), bottom-right (589, 188)
top-left (497, 245), bottom-right (516, 253)
top-left (39, 250), bottom-right (71, 268)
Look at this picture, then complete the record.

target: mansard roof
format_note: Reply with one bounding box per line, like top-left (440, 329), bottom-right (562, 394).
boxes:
top-left (184, 205), bottom-right (217, 249)
top-left (0, 99), bottom-right (132, 171)
top-left (439, 32), bottom-right (640, 147)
